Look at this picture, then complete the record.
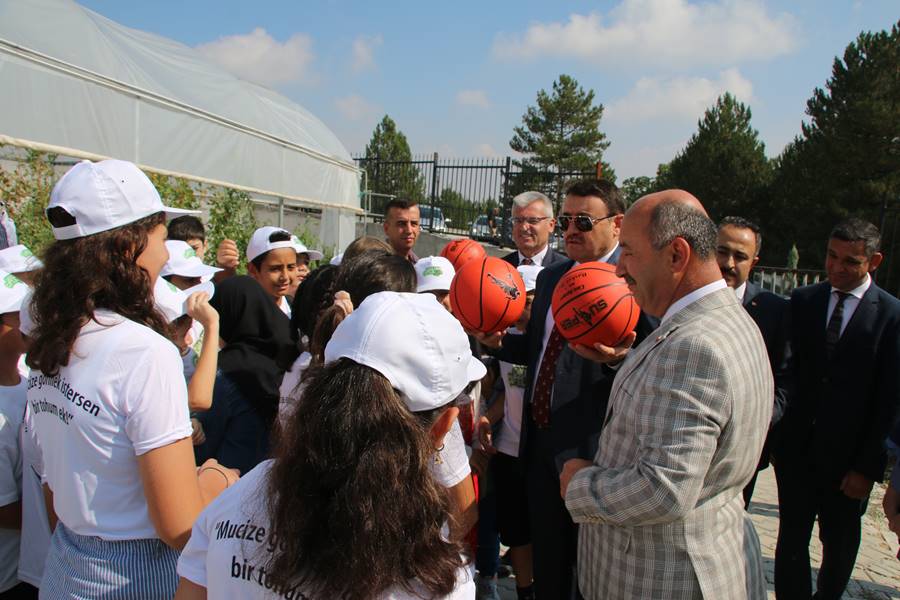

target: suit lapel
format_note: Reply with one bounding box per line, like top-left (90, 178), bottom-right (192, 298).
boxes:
top-left (834, 284), bottom-right (879, 358)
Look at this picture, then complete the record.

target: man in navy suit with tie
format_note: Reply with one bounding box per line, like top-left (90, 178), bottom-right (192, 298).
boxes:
top-left (480, 180), bottom-right (653, 598)
top-left (715, 216), bottom-right (792, 507)
top-left (774, 218), bottom-right (900, 599)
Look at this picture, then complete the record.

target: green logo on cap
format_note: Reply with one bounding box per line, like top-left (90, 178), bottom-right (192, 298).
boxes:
top-left (423, 266), bottom-right (443, 277)
top-left (183, 248), bottom-right (196, 259)
top-left (3, 274), bottom-right (22, 289)
top-left (20, 248), bottom-right (33, 258)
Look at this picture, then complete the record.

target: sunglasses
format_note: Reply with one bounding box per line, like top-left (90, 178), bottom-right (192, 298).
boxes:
top-left (557, 214), bottom-right (616, 232)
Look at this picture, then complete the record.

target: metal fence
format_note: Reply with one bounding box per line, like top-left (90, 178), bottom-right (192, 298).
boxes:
top-left (353, 153), bottom-right (600, 243)
top-left (752, 267), bottom-right (824, 297)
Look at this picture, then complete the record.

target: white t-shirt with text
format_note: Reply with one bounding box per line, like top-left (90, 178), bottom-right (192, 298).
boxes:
top-left (178, 460), bottom-right (474, 599)
top-left (28, 311), bottom-right (192, 540)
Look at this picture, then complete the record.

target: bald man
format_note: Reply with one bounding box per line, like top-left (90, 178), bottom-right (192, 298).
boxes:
top-left (560, 191), bottom-right (771, 600)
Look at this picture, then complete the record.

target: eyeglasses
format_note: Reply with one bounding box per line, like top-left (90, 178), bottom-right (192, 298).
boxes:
top-left (557, 214), bottom-right (616, 232)
top-left (511, 216), bottom-right (552, 226)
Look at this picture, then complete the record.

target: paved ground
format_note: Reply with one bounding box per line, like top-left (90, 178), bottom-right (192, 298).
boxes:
top-left (494, 467), bottom-right (899, 599)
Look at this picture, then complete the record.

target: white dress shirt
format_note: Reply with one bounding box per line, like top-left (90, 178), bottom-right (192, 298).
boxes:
top-left (733, 281), bottom-right (747, 303)
top-left (661, 279), bottom-right (728, 325)
top-left (826, 273), bottom-right (870, 336)
top-left (518, 244), bottom-right (549, 266)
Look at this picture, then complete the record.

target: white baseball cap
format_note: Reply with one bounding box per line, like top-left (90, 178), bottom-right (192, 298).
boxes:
top-left (516, 264), bottom-right (543, 292)
top-left (290, 235), bottom-right (324, 261)
top-left (330, 252), bottom-right (343, 266)
top-left (47, 159), bottom-right (199, 240)
top-left (246, 226), bottom-right (294, 263)
top-left (325, 292), bottom-right (487, 412)
top-left (154, 277), bottom-right (215, 323)
top-left (415, 256), bottom-right (455, 293)
top-left (160, 240), bottom-right (222, 281)
top-left (0, 270), bottom-right (28, 314)
top-left (0, 245), bottom-right (42, 274)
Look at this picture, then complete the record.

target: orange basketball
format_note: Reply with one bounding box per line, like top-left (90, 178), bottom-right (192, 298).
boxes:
top-left (450, 256), bottom-right (526, 333)
top-left (551, 262), bottom-right (640, 347)
top-left (440, 239), bottom-right (486, 271)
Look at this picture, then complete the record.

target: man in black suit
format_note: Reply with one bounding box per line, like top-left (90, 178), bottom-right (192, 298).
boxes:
top-left (480, 180), bottom-right (653, 599)
top-left (774, 218), bottom-right (900, 600)
top-left (716, 216), bottom-right (792, 507)
top-left (502, 191), bottom-right (567, 269)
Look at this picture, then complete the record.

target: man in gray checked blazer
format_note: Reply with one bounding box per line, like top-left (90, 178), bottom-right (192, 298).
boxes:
top-left (560, 191), bottom-right (771, 600)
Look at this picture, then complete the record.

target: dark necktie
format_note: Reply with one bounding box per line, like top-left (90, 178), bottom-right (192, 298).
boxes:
top-left (521, 257), bottom-right (533, 265)
top-left (825, 291), bottom-right (850, 358)
top-left (531, 326), bottom-right (565, 427)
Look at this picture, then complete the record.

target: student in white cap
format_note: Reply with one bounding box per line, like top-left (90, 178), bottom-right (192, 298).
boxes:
top-left (415, 255), bottom-right (455, 312)
top-left (161, 241), bottom-right (222, 291)
top-left (246, 226), bottom-right (300, 318)
top-left (176, 292), bottom-right (481, 600)
top-left (0, 271), bottom-right (33, 597)
top-left (25, 159), bottom-right (238, 599)
top-left (474, 264), bottom-right (542, 600)
top-left (0, 245), bottom-right (42, 286)
top-left (288, 234), bottom-right (323, 293)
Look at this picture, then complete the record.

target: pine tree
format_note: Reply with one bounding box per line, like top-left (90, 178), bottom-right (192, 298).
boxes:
top-left (362, 115), bottom-right (425, 207)
top-left (509, 75), bottom-right (614, 205)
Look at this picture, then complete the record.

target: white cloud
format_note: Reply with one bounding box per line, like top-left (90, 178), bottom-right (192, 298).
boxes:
top-left (351, 34), bottom-right (382, 73)
top-left (473, 143), bottom-right (500, 156)
top-left (606, 68), bottom-right (754, 122)
top-left (335, 94), bottom-right (378, 121)
top-left (456, 90), bottom-right (491, 109)
top-left (197, 28), bottom-right (313, 87)
top-left (492, 0), bottom-right (797, 68)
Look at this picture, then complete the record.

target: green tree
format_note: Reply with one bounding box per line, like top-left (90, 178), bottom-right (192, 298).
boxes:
top-left (620, 176), bottom-right (655, 207)
top-left (0, 149), bottom-right (56, 255)
top-left (205, 188), bottom-right (258, 273)
top-left (767, 21), bottom-right (900, 293)
top-left (509, 74), bottom-right (614, 205)
top-left (362, 115), bottom-right (426, 209)
top-left (146, 173), bottom-right (201, 210)
top-left (657, 93), bottom-right (772, 222)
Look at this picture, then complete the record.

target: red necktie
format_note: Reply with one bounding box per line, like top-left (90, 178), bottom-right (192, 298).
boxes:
top-left (531, 326), bottom-right (565, 427)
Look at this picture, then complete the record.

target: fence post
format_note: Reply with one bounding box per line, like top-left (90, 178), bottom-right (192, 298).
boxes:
top-left (429, 152), bottom-right (439, 233)
top-left (502, 156), bottom-right (512, 215)
top-left (278, 197), bottom-right (285, 228)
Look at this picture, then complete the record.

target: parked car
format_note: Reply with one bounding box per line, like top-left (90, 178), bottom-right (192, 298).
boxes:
top-left (469, 214), bottom-right (504, 244)
top-left (419, 205), bottom-right (449, 232)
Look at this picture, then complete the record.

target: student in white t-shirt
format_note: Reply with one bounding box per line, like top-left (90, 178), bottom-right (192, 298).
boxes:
top-left (475, 264), bottom-right (542, 600)
top-left (176, 292), bottom-right (482, 600)
top-left (25, 160), bottom-right (239, 599)
top-left (0, 271), bottom-right (34, 598)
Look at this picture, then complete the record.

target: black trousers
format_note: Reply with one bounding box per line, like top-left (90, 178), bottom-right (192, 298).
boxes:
top-left (524, 424), bottom-right (582, 600)
top-left (773, 460), bottom-right (867, 600)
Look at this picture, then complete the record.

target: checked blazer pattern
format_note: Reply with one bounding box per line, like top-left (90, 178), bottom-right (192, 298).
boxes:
top-left (565, 287), bottom-right (772, 600)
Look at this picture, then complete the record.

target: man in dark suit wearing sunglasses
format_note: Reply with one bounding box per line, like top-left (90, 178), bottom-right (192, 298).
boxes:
top-left (479, 179), bottom-right (655, 599)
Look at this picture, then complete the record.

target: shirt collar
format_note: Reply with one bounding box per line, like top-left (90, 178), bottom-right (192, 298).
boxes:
top-left (734, 281), bottom-right (747, 303)
top-left (598, 242), bottom-right (619, 264)
top-left (519, 244), bottom-right (549, 266)
top-left (831, 272), bottom-right (870, 300)
top-left (661, 279), bottom-right (728, 324)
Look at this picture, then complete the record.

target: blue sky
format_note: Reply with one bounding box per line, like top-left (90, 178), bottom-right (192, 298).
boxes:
top-left (77, 0), bottom-right (898, 180)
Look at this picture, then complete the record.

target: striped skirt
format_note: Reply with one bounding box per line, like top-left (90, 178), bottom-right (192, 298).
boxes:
top-left (40, 524), bottom-right (178, 599)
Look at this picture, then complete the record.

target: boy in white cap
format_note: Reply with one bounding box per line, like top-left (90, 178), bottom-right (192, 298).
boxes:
top-left (0, 245), bottom-right (42, 286)
top-left (287, 235), bottom-right (323, 298)
top-left (160, 241), bottom-right (222, 291)
top-left (415, 255), bottom-right (456, 312)
top-left (245, 226), bottom-right (300, 317)
top-left (0, 270), bottom-right (35, 596)
top-left (474, 264), bottom-right (542, 600)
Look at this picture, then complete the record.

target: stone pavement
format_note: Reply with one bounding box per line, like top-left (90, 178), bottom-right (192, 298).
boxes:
top-left (495, 467), bottom-right (899, 599)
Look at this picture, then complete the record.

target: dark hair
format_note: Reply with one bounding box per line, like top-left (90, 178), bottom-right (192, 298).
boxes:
top-left (719, 216), bottom-right (762, 255)
top-left (167, 215), bottom-right (206, 243)
top-left (649, 201), bottom-right (717, 259)
top-left (341, 236), bottom-right (393, 264)
top-left (565, 179), bottom-right (625, 216)
top-left (830, 218), bottom-right (881, 257)
top-left (265, 358), bottom-right (464, 600)
top-left (290, 264), bottom-right (339, 342)
top-left (27, 212), bottom-right (169, 375)
top-left (309, 251), bottom-right (416, 363)
top-left (384, 198), bottom-right (418, 214)
top-left (251, 230), bottom-right (293, 270)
